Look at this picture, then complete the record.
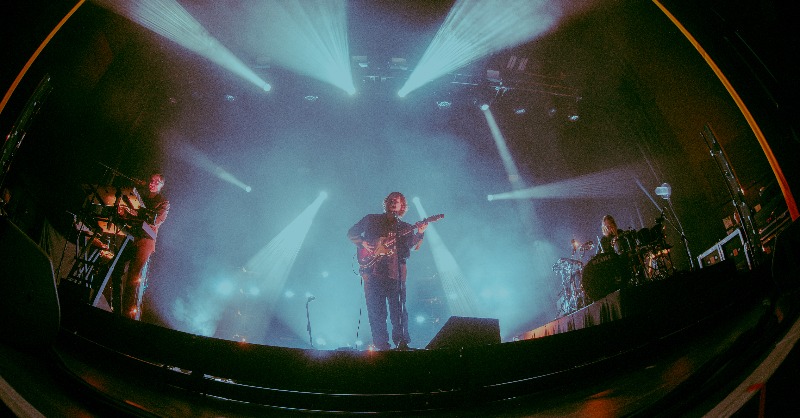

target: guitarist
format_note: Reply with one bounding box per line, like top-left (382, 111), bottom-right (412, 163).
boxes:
top-left (347, 192), bottom-right (427, 351)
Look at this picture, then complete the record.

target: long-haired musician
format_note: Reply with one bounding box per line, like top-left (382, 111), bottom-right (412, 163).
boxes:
top-left (599, 214), bottom-right (621, 254)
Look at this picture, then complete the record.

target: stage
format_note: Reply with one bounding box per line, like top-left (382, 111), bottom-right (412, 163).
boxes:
top-left (4, 244), bottom-right (800, 416)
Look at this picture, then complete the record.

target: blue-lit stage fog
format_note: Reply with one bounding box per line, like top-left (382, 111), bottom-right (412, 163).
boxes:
top-left (14, 0), bottom-right (773, 351)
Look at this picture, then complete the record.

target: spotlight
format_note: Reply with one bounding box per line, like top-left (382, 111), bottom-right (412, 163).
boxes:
top-left (224, 94), bottom-right (236, 102)
top-left (655, 183), bottom-right (672, 199)
top-left (480, 103), bottom-right (490, 111)
top-left (514, 107), bottom-right (526, 115)
top-left (261, 82), bottom-right (272, 92)
top-left (245, 186), bottom-right (252, 193)
top-left (304, 95), bottom-right (319, 102)
top-left (319, 191), bottom-right (329, 200)
top-left (436, 100), bottom-right (452, 108)
top-left (487, 194), bottom-right (494, 201)
top-left (567, 114), bottom-right (580, 122)
top-left (547, 107), bottom-right (557, 117)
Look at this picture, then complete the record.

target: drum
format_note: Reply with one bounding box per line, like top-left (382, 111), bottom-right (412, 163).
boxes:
top-left (614, 230), bottom-right (636, 254)
top-left (582, 252), bottom-right (630, 301)
top-left (636, 225), bottom-right (665, 248)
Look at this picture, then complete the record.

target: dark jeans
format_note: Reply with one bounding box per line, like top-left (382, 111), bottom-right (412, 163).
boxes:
top-left (363, 271), bottom-right (409, 350)
top-left (111, 237), bottom-right (155, 319)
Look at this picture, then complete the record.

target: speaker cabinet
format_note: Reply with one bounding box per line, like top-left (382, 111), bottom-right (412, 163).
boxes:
top-left (0, 217), bottom-right (60, 345)
top-left (426, 316), bottom-right (500, 350)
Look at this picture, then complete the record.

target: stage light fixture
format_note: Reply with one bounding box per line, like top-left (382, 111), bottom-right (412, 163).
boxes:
top-left (655, 183), bottom-right (672, 199)
top-left (351, 55), bottom-right (369, 69)
top-left (437, 100), bottom-right (452, 108)
top-left (486, 69), bottom-right (502, 83)
top-left (389, 57), bottom-right (408, 71)
top-left (568, 114), bottom-right (580, 122)
top-left (480, 103), bottom-right (490, 111)
top-left (506, 55), bottom-right (529, 72)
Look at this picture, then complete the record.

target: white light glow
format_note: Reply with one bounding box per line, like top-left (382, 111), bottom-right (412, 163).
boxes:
top-left (216, 280), bottom-right (235, 296)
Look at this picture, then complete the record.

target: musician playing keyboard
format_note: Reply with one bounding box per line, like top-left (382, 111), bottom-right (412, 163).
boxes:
top-left (347, 192), bottom-right (427, 351)
top-left (110, 173), bottom-right (170, 320)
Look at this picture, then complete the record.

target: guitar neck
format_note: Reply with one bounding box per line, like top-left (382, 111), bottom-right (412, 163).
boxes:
top-left (391, 215), bottom-right (442, 238)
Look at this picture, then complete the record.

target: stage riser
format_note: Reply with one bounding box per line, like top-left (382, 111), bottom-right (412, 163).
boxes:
top-left (520, 260), bottom-right (751, 340)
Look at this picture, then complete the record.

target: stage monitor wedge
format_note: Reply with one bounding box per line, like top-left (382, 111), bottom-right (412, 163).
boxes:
top-left (426, 316), bottom-right (500, 350)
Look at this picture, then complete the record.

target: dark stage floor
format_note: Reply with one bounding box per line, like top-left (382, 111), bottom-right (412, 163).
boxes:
top-left (2, 260), bottom-right (800, 417)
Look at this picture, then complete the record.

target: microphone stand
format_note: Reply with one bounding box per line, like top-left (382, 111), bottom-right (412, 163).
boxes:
top-left (393, 214), bottom-right (406, 350)
top-left (659, 201), bottom-right (694, 270)
top-left (306, 296), bottom-right (315, 348)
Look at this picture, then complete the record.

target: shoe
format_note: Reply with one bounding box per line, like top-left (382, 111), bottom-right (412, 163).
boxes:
top-left (370, 343), bottom-right (390, 351)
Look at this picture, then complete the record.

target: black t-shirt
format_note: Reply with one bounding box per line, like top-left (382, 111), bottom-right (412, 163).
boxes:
top-left (348, 213), bottom-right (421, 278)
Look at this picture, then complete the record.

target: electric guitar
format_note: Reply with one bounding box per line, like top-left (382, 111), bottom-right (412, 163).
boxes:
top-left (357, 214), bottom-right (444, 271)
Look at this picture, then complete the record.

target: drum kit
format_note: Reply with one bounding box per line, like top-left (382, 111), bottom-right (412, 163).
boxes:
top-left (553, 221), bottom-right (674, 316)
top-left (552, 241), bottom-right (593, 316)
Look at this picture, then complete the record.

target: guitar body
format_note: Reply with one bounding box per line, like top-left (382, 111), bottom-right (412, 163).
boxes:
top-left (357, 236), bottom-right (396, 271)
top-left (355, 214), bottom-right (444, 272)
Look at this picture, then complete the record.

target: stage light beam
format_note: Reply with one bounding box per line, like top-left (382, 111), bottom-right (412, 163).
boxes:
top-left (93, 0), bottom-right (271, 93)
top-left (249, 0), bottom-right (354, 95)
top-left (488, 166), bottom-right (640, 201)
top-left (240, 193), bottom-right (329, 344)
top-left (398, 0), bottom-right (562, 97)
top-left (174, 140), bottom-right (252, 192)
top-left (411, 198), bottom-right (479, 317)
